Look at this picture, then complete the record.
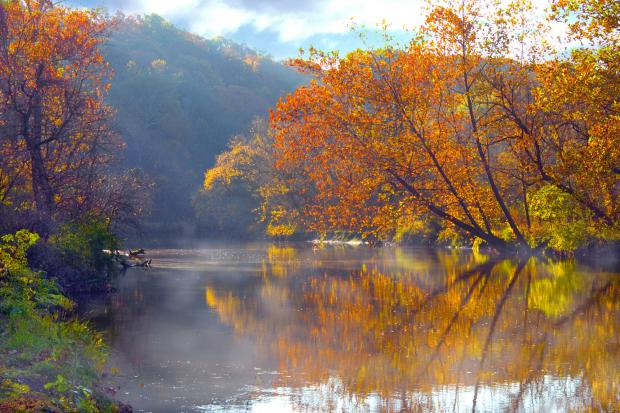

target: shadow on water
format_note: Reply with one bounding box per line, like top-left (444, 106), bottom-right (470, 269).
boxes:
top-left (79, 245), bottom-right (620, 412)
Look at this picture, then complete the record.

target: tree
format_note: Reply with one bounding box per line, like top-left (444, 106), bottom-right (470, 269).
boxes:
top-left (0, 0), bottom-right (144, 232)
top-left (193, 132), bottom-right (262, 237)
top-left (270, 0), bottom-right (619, 252)
top-left (194, 119), bottom-right (302, 238)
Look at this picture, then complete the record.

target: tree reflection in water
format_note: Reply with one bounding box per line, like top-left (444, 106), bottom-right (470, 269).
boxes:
top-left (205, 247), bottom-right (619, 412)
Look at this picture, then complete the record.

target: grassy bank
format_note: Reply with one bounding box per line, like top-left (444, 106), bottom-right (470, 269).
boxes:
top-left (0, 230), bottom-right (126, 413)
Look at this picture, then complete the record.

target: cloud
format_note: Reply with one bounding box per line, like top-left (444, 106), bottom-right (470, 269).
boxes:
top-left (72, 0), bottom-right (566, 59)
top-left (227, 0), bottom-right (328, 13)
top-left (90, 0), bottom-right (428, 41)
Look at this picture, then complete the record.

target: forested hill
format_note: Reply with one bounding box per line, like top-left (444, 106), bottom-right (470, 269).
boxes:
top-left (103, 15), bottom-right (305, 228)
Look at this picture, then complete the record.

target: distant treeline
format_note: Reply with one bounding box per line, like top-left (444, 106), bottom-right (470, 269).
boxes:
top-left (104, 14), bottom-right (305, 227)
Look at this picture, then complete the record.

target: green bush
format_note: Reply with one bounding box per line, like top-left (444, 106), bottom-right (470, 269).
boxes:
top-left (529, 185), bottom-right (589, 253)
top-left (29, 216), bottom-right (121, 293)
top-left (50, 217), bottom-right (118, 274)
top-left (0, 230), bottom-right (116, 412)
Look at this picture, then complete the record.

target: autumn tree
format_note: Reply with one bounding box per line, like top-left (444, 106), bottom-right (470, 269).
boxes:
top-left (270, 0), bottom-right (619, 253)
top-left (193, 130), bottom-right (262, 237)
top-left (0, 0), bottom-right (143, 233)
top-left (527, 0), bottom-right (620, 245)
top-left (194, 119), bottom-right (303, 238)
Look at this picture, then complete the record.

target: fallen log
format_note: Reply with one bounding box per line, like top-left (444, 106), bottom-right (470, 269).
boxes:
top-left (120, 258), bottom-right (151, 268)
top-left (104, 248), bottom-right (151, 269)
top-left (128, 248), bottom-right (146, 257)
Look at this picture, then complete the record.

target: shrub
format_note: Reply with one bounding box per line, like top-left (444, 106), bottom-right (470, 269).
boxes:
top-left (0, 230), bottom-right (116, 412)
top-left (529, 185), bottom-right (589, 253)
top-left (30, 216), bottom-right (120, 293)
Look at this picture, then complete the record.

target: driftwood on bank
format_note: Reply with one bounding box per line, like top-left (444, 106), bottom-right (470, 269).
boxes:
top-left (119, 258), bottom-right (152, 268)
top-left (128, 248), bottom-right (145, 257)
top-left (103, 249), bottom-right (151, 269)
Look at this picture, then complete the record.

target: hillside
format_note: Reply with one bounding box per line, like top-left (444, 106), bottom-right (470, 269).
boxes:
top-left (103, 15), bottom-right (304, 230)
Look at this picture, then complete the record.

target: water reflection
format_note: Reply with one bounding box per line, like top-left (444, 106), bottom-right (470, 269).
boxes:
top-left (83, 246), bottom-right (619, 412)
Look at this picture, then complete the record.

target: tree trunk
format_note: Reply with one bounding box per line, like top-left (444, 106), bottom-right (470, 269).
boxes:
top-left (27, 89), bottom-right (55, 218)
top-left (388, 170), bottom-right (516, 251)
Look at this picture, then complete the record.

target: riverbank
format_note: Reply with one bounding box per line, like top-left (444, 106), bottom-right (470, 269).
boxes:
top-left (0, 231), bottom-right (130, 413)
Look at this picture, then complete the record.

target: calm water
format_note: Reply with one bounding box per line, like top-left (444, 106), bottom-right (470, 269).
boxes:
top-left (79, 245), bottom-right (620, 413)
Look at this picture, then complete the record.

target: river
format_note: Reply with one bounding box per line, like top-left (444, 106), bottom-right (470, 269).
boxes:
top-left (79, 244), bottom-right (619, 412)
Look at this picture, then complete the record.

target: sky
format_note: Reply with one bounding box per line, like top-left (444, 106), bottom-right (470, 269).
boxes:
top-left (68, 0), bottom-right (558, 60)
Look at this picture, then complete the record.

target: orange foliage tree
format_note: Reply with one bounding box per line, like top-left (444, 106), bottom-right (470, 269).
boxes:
top-left (270, 0), bottom-right (619, 252)
top-left (0, 0), bottom-right (143, 231)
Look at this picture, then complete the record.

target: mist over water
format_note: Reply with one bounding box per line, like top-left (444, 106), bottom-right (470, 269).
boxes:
top-left (79, 245), bottom-right (620, 412)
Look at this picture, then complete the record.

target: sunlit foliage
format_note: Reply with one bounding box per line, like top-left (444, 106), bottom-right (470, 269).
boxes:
top-left (269, 0), bottom-right (619, 252)
top-left (195, 119), bottom-right (302, 238)
top-left (0, 0), bottom-right (146, 233)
